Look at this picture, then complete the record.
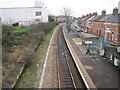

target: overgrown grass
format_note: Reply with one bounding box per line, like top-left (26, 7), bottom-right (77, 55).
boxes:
top-left (15, 26), bottom-right (57, 88)
top-left (12, 28), bottom-right (28, 34)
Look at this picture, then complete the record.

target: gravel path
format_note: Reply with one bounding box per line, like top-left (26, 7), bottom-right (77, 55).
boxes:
top-left (39, 25), bottom-right (60, 88)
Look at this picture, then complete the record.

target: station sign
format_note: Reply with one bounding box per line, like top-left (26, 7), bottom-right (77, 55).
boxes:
top-left (85, 41), bottom-right (92, 44)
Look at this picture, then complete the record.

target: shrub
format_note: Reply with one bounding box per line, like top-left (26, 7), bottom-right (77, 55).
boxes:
top-left (2, 22), bottom-right (57, 52)
top-left (2, 24), bottom-right (15, 32)
top-left (28, 22), bottom-right (57, 35)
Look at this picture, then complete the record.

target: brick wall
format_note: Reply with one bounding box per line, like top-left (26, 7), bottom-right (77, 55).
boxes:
top-left (89, 20), bottom-right (119, 44)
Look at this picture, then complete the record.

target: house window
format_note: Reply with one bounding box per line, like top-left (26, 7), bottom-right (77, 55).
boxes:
top-left (36, 12), bottom-right (41, 16)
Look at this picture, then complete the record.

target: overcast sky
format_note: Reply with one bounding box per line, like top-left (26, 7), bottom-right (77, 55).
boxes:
top-left (0, 0), bottom-right (119, 17)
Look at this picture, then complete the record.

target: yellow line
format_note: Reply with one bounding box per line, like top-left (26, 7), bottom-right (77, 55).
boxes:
top-left (76, 44), bottom-right (82, 45)
top-left (74, 41), bottom-right (82, 42)
top-left (90, 51), bottom-right (97, 54)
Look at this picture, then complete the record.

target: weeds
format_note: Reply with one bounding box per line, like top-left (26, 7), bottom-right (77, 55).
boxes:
top-left (2, 22), bottom-right (58, 88)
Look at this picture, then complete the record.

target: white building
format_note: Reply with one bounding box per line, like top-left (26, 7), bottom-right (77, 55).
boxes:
top-left (118, 1), bottom-right (120, 13)
top-left (0, 0), bottom-right (48, 26)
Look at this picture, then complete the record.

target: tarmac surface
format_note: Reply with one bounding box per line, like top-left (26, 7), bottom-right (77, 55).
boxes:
top-left (63, 25), bottom-right (120, 89)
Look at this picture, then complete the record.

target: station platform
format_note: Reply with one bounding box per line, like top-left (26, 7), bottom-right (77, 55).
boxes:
top-left (63, 25), bottom-right (120, 89)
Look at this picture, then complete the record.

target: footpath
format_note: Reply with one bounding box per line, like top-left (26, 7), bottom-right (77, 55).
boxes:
top-left (39, 25), bottom-right (60, 88)
top-left (63, 25), bottom-right (120, 89)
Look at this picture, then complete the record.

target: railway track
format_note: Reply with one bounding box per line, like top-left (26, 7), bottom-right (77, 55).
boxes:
top-left (57, 25), bottom-right (86, 89)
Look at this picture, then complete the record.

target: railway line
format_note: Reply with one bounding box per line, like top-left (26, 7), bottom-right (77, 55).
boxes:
top-left (57, 25), bottom-right (87, 89)
top-left (4, 24), bottom-right (89, 89)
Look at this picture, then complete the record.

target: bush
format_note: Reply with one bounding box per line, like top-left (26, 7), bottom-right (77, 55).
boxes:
top-left (28, 22), bottom-right (57, 35)
top-left (2, 24), bottom-right (15, 32)
top-left (2, 22), bottom-right (57, 52)
top-left (2, 25), bottom-right (28, 52)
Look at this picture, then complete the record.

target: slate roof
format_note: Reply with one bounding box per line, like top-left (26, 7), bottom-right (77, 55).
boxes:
top-left (107, 13), bottom-right (120, 23)
top-left (96, 15), bottom-right (106, 21)
top-left (89, 14), bottom-right (120, 23)
top-left (83, 15), bottom-right (93, 21)
top-left (99, 14), bottom-right (112, 22)
top-left (89, 15), bottom-right (101, 21)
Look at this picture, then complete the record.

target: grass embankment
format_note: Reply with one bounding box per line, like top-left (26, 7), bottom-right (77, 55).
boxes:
top-left (15, 26), bottom-right (57, 88)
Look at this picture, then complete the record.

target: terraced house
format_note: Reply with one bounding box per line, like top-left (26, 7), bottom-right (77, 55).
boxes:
top-left (79, 7), bottom-right (120, 44)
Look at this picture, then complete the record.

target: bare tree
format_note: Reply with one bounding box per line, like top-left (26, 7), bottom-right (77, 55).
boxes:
top-left (62, 7), bottom-right (72, 31)
top-left (62, 7), bottom-right (72, 16)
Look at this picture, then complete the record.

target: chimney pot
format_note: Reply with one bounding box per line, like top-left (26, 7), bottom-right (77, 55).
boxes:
top-left (113, 7), bottom-right (118, 15)
top-left (93, 12), bottom-right (97, 16)
top-left (102, 10), bottom-right (106, 15)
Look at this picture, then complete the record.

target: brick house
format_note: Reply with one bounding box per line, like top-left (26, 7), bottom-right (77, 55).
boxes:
top-left (106, 13), bottom-right (120, 44)
top-left (88, 8), bottom-right (120, 44)
top-left (89, 10), bottom-right (106, 35)
top-left (78, 15), bottom-right (85, 29)
top-left (98, 14), bottom-right (113, 37)
top-left (99, 8), bottom-right (120, 44)
top-left (78, 13), bottom-right (97, 32)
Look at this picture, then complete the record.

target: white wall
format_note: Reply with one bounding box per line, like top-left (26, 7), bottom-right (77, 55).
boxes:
top-left (0, 7), bottom-right (48, 25)
top-left (41, 7), bottom-right (48, 22)
top-left (0, 9), bottom-right (2, 20)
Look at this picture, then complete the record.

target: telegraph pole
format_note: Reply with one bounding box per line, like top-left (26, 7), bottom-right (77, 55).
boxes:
top-left (104, 15), bottom-right (107, 43)
top-left (103, 15), bottom-right (108, 49)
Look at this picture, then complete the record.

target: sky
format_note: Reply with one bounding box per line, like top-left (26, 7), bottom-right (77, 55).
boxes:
top-left (0, 0), bottom-right (119, 17)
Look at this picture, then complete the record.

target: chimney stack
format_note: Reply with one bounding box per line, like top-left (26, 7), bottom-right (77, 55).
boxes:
top-left (113, 7), bottom-right (118, 15)
top-left (82, 15), bottom-right (85, 18)
top-left (102, 10), bottom-right (106, 15)
top-left (93, 12), bottom-right (97, 16)
top-left (86, 14), bottom-right (89, 17)
top-left (89, 13), bottom-right (92, 16)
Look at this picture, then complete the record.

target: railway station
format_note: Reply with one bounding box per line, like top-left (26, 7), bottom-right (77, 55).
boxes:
top-left (39, 24), bottom-right (120, 89)
top-left (1, 0), bottom-right (120, 89)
